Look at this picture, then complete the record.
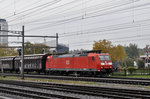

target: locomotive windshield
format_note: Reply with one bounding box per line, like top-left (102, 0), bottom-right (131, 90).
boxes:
top-left (99, 55), bottom-right (110, 61)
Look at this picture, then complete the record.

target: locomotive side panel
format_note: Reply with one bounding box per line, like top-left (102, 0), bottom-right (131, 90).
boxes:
top-left (46, 55), bottom-right (99, 72)
top-left (73, 56), bottom-right (88, 71)
top-left (50, 57), bottom-right (74, 71)
top-left (46, 56), bottom-right (90, 71)
top-left (88, 56), bottom-right (98, 71)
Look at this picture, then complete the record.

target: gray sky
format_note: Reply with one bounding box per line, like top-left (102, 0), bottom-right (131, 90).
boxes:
top-left (0, 0), bottom-right (150, 50)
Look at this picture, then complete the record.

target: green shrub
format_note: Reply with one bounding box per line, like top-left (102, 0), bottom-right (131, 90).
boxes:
top-left (126, 58), bottom-right (134, 67)
top-left (127, 67), bottom-right (136, 74)
top-left (138, 60), bottom-right (145, 69)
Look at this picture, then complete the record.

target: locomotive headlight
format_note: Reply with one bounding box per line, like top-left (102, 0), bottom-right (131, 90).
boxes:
top-left (108, 62), bottom-right (112, 65)
top-left (101, 63), bottom-right (105, 65)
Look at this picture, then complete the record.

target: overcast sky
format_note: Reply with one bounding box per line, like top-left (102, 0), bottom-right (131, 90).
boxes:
top-left (0, 0), bottom-right (150, 50)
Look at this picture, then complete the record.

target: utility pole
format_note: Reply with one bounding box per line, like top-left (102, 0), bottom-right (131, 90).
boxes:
top-left (44, 37), bottom-right (47, 53)
top-left (21, 26), bottom-right (24, 79)
top-left (0, 27), bottom-right (58, 79)
top-left (56, 33), bottom-right (58, 53)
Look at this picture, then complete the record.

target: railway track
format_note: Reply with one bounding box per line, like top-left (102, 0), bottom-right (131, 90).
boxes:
top-left (2, 73), bottom-right (150, 86)
top-left (0, 85), bottom-right (78, 99)
top-left (0, 80), bottom-right (150, 99)
top-left (105, 76), bottom-right (150, 81)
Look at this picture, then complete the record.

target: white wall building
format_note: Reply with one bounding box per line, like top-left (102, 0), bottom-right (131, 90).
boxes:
top-left (0, 19), bottom-right (8, 46)
top-left (140, 54), bottom-right (150, 68)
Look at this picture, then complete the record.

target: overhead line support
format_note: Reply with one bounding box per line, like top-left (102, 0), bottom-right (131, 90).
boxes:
top-left (0, 26), bottom-right (58, 80)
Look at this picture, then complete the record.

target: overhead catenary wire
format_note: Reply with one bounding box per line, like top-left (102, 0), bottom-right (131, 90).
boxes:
top-left (7, 0), bottom-right (82, 23)
top-left (9, 5), bottom-right (150, 34)
top-left (8, 0), bottom-right (130, 23)
top-left (57, 18), bottom-right (150, 38)
top-left (8, 0), bottom-right (133, 26)
top-left (69, 32), bottom-right (150, 45)
top-left (69, 37), bottom-right (150, 47)
top-left (23, 0), bottom-right (147, 32)
top-left (1, 0), bottom-right (150, 50)
top-left (5, 0), bottom-right (62, 19)
top-left (7, 0), bottom-right (109, 18)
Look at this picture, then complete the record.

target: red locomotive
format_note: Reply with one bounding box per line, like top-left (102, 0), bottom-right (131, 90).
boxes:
top-left (46, 51), bottom-right (112, 76)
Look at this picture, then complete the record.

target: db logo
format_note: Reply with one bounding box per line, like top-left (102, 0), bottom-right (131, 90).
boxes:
top-left (66, 60), bottom-right (70, 65)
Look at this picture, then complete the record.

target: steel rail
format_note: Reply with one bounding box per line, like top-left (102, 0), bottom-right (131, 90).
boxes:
top-left (2, 73), bottom-right (150, 86)
top-left (0, 80), bottom-right (150, 99)
top-left (0, 85), bottom-right (78, 99)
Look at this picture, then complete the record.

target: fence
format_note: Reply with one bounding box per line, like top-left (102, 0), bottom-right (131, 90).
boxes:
top-left (112, 69), bottom-right (150, 76)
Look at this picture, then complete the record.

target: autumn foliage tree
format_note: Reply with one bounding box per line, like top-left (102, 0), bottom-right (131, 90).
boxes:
top-left (24, 42), bottom-right (48, 55)
top-left (0, 47), bottom-right (17, 57)
top-left (93, 39), bottom-right (126, 62)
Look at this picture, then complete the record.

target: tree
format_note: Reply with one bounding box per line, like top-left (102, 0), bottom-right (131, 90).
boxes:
top-left (24, 42), bottom-right (34, 54)
top-left (125, 58), bottom-right (134, 67)
top-left (0, 45), bottom-right (18, 57)
top-left (70, 49), bottom-right (88, 54)
top-left (124, 44), bottom-right (139, 59)
top-left (93, 39), bottom-right (113, 53)
top-left (6, 48), bottom-right (18, 56)
top-left (112, 45), bottom-right (126, 62)
top-left (24, 42), bottom-right (49, 55)
top-left (93, 39), bottom-right (126, 62)
top-left (0, 48), bottom-right (17, 57)
top-left (138, 60), bottom-right (145, 69)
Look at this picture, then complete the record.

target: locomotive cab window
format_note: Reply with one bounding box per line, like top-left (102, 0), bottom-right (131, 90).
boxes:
top-left (99, 55), bottom-right (110, 61)
top-left (105, 56), bottom-right (110, 60)
top-left (92, 57), bottom-right (95, 61)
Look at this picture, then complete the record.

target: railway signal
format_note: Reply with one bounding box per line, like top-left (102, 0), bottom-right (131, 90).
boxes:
top-left (17, 49), bottom-right (22, 56)
top-left (145, 45), bottom-right (150, 68)
top-left (42, 48), bottom-right (45, 54)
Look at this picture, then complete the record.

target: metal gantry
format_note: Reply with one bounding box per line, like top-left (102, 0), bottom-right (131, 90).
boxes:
top-left (0, 26), bottom-right (58, 79)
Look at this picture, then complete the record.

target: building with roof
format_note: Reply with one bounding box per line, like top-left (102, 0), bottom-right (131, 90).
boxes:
top-left (140, 54), bottom-right (150, 68)
top-left (57, 44), bottom-right (69, 54)
top-left (0, 19), bottom-right (8, 46)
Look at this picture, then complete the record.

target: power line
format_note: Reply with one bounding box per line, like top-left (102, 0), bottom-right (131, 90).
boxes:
top-left (69, 33), bottom-right (150, 45)
top-left (0, 46), bottom-right (56, 48)
top-left (7, 0), bottom-right (79, 22)
top-left (9, 0), bottom-right (133, 26)
top-left (0, 34), bottom-right (57, 38)
top-left (33, 0), bottom-right (115, 21)
top-left (6, 0), bottom-right (61, 19)
top-left (7, 0), bottom-right (92, 24)
top-left (10, 5), bottom-right (150, 33)
top-left (69, 37), bottom-right (150, 47)
top-left (24, 0), bottom-right (148, 32)
top-left (58, 18), bottom-right (150, 37)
